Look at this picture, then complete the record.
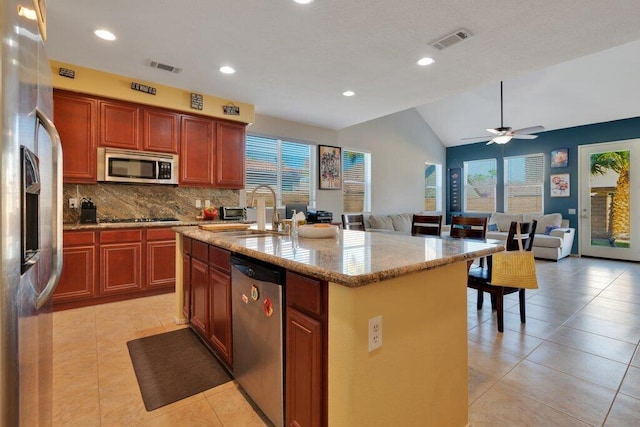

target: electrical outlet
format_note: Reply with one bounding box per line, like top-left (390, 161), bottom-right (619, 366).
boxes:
top-left (205, 200), bottom-right (211, 207)
top-left (195, 199), bottom-right (202, 208)
top-left (69, 198), bottom-right (78, 209)
top-left (368, 315), bottom-right (382, 352)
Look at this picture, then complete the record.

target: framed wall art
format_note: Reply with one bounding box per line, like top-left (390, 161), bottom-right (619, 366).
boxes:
top-left (318, 145), bottom-right (342, 189)
top-left (550, 148), bottom-right (568, 168)
top-left (550, 173), bottom-right (570, 197)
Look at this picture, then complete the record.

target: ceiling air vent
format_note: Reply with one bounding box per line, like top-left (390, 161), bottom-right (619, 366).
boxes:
top-left (148, 60), bottom-right (182, 74)
top-left (429, 29), bottom-right (472, 50)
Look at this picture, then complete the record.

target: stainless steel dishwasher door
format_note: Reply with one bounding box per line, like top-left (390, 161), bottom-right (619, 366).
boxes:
top-left (231, 256), bottom-right (284, 427)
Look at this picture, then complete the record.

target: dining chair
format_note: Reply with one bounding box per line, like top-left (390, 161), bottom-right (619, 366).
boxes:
top-left (449, 215), bottom-right (488, 239)
top-left (342, 213), bottom-right (366, 231)
top-left (411, 214), bottom-right (443, 236)
top-left (467, 220), bottom-right (537, 332)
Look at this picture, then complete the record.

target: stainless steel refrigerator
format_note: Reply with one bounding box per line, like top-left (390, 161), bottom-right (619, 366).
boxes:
top-left (0, 0), bottom-right (63, 425)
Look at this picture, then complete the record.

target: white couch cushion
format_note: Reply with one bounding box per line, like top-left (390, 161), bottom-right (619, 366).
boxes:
top-left (368, 215), bottom-right (394, 230)
top-left (489, 213), bottom-right (523, 232)
top-left (532, 234), bottom-right (563, 249)
top-left (390, 214), bottom-right (413, 233)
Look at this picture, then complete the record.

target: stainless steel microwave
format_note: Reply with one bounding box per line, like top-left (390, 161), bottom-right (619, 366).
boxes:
top-left (97, 147), bottom-right (178, 184)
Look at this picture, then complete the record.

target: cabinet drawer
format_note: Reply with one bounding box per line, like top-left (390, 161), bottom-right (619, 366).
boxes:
top-left (208, 246), bottom-right (230, 273)
top-left (100, 229), bottom-right (143, 243)
top-left (183, 236), bottom-right (192, 254)
top-left (146, 227), bottom-right (175, 241)
top-left (286, 272), bottom-right (324, 316)
top-left (191, 240), bottom-right (208, 262)
top-left (64, 231), bottom-right (96, 246)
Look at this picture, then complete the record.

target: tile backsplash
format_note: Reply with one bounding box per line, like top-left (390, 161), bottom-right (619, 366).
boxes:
top-left (63, 184), bottom-right (240, 224)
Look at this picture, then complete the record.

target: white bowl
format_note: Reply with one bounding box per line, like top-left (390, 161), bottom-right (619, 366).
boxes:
top-left (297, 224), bottom-right (339, 238)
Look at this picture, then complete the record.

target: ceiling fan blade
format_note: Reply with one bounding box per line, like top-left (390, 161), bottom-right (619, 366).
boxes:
top-left (486, 140), bottom-right (495, 145)
top-left (512, 125), bottom-right (544, 135)
top-left (511, 134), bottom-right (538, 140)
top-left (485, 128), bottom-right (500, 135)
top-left (461, 136), bottom-right (491, 142)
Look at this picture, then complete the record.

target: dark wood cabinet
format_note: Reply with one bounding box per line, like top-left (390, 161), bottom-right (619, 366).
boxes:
top-left (99, 229), bottom-right (143, 295)
top-left (53, 90), bottom-right (97, 183)
top-left (182, 237), bottom-right (192, 319)
top-left (208, 246), bottom-right (232, 365)
top-left (142, 109), bottom-right (179, 154)
top-left (179, 115), bottom-right (214, 186)
top-left (285, 271), bottom-right (328, 427)
top-left (214, 121), bottom-right (246, 189)
top-left (99, 101), bottom-right (141, 150)
top-left (190, 257), bottom-right (209, 337)
top-left (54, 231), bottom-right (97, 303)
top-left (146, 228), bottom-right (176, 289)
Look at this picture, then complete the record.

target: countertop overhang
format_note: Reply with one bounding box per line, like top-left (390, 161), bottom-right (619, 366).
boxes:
top-left (174, 226), bottom-right (504, 287)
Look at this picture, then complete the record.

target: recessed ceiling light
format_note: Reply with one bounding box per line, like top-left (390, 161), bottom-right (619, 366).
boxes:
top-left (94, 29), bottom-right (116, 41)
top-left (294, 0), bottom-right (314, 4)
top-left (417, 57), bottom-right (435, 66)
top-left (17, 6), bottom-right (37, 20)
top-left (219, 66), bottom-right (236, 74)
top-left (342, 90), bottom-right (355, 97)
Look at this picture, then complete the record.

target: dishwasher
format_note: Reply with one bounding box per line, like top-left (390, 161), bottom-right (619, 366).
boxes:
top-left (231, 255), bottom-right (285, 427)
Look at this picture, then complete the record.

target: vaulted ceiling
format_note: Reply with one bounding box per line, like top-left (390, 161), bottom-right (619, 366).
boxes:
top-left (45, 1), bottom-right (640, 146)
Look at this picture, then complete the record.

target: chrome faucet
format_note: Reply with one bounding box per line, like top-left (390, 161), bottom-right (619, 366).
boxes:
top-left (248, 184), bottom-right (281, 231)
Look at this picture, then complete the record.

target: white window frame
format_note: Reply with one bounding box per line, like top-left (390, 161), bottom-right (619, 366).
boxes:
top-left (342, 149), bottom-right (371, 213)
top-left (463, 158), bottom-right (497, 213)
top-left (245, 134), bottom-right (315, 208)
top-left (424, 162), bottom-right (442, 212)
top-left (503, 153), bottom-right (545, 214)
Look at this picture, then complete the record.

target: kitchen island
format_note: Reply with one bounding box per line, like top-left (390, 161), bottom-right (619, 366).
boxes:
top-left (173, 226), bottom-right (503, 427)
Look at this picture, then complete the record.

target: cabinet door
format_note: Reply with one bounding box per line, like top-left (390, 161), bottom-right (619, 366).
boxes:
top-left (142, 109), bottom-right (179, 154)
top-left (146, 240), bottom-right (176, 289)
top-left (179, 115), bottom-right (213, 186)
top-left (54, 245), bottom-right (96, 303)
top-left (209, 267), bottom-right (232, 365)
top-left (286, 307), bottom-right (322, 427)
top-left (214, 121), bottom-right (246, 188)
top-left (99, 101), bottom-right (140, 150)
top-left (182, 255), bottom-right (191, 319)
top-left (100, 242), bottom-right (143, 295)
top-left (190, 258), bottom-right (209, 337)
top-left (53, 90), bottom-right (97, 183)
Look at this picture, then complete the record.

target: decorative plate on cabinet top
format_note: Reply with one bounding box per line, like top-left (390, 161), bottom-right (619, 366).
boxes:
top-left (297, 224), bottom-right (339, 238)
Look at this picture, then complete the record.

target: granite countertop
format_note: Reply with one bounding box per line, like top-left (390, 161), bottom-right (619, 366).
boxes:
top-left (63, 220), bottom-right (241, 231)
top-left (174, 226), bottom-right (504, 287)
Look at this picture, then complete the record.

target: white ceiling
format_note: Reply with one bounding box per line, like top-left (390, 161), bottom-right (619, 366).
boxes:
top-left (45, 1), bottom-right (640, 146)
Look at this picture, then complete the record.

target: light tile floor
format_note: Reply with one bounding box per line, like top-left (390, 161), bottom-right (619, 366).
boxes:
top-left (52, 257), bottom-right (640, 426)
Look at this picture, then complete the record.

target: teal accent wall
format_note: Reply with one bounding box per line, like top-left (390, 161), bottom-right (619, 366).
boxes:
top-left (446, 116), bottom-right (640, 254)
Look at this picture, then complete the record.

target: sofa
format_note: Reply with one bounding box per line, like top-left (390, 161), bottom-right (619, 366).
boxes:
top-left (362, 211), bottom-right (575, 261)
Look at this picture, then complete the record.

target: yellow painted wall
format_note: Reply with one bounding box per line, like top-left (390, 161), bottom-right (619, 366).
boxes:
top-left (50, 60), bottom-right (255, 124)
top-left (328, 262), bottom-right (469, 427)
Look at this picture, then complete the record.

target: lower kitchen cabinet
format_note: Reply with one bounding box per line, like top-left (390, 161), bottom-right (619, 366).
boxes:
top-left (190, 257), bottom-right (210, 338)
top-left (54, 227), bottom-right (176, 310)
top-left (209, 267), bottom-right (232, 365)
top-left (182, 237), bottom-right (192, 319)
top-left (285, 271), bottom-right (328, 427)
top-left (54, 231), bottom-right (97, 304)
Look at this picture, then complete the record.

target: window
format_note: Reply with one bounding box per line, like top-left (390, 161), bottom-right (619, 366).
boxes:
top-left (342, 150), bottom-right (371, 212)
top-left (464, 159), bottom-right (497, 212)
top-left (504, 153), bottom-right (544, 214)
top-left (245, 134), bottom-right (314, 207)
top-left (424, 163), bottom-right (442, 211)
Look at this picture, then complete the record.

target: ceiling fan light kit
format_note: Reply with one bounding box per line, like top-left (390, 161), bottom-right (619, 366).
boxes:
top-left (462, 81), bottom-right (544, 145)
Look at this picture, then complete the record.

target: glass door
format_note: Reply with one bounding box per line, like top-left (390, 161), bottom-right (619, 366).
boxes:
top-left (579, 140), bottom-right (639, 261)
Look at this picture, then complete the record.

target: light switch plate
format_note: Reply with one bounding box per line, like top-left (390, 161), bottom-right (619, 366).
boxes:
top-left (568, 208), bottom-right (576, 215)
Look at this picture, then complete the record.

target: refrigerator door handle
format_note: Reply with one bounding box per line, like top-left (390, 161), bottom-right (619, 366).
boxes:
top-left (36, 107), bottom-right (63, 310)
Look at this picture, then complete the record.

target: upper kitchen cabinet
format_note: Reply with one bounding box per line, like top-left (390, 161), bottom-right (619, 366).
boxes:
top-left (53, 90), bottom-right (97, 183)
top-left (99, 101), bottom-right (141, 150)
top-left (214, 121), bottom-right (246, 189)
top-left (142, 109), bottom-right (179, 154)
top-left (179, 114), bottom-right (214, 186)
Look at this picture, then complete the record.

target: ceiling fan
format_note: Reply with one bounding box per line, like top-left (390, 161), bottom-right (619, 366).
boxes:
top-left (462, 81), bottom-right (544, 145)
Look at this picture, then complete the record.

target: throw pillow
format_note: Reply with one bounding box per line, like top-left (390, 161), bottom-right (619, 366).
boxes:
top-left (533, 213), bottom-right (562, 234)
top-left (489, 213), bottom-right (523, 232)
top-left (488, 223), bottom-right (499, 232)
top-left (390, 214), bottom-right (412, 232)
top-left (544, 226), bottom-right (559, 235)
top-left (368, 215), bottom-right (394, 230)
